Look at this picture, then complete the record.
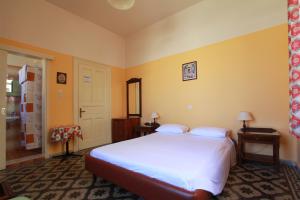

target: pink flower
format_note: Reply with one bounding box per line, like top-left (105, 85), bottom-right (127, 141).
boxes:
top-left (289, 8), bottom-right (299, 21)
top-left (289, 0), bottom-right (299, 6)
top-left (291, 101), bottom-right (300, 113)
top-left (292, 39), bottom-right (300, 51)
top-left (292, 85), bottom-right (300, 98)
top-left (291, 23), bottom-right (300, 36)
top-left (291, 54), bottom-right (300, 66)
top-left (292, 70), bottom-right (300, 81)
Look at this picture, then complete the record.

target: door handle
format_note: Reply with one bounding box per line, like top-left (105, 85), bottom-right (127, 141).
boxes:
top-left (1, 107), bottom-right (6, 116)
top-left (80, 108), bottom-right (86, 118)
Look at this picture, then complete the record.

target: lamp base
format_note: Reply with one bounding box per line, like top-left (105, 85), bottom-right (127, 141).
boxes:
top-left (243, 120), bottom-right (246, 129)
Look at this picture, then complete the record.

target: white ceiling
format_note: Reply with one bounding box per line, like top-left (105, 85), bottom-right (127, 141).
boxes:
top-left (46, 0), bottom-right (203, 36)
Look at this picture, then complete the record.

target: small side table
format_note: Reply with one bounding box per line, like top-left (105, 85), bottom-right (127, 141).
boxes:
top-left (136, 125), bottom-right (157, 137)
top-left (238, 130), bottom-right (280, 170)
top-left (50, 125), bottom-right (83, 157)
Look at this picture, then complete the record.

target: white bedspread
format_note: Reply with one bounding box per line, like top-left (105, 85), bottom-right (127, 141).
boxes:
top-left (90, 132), bottom-right (236, 195)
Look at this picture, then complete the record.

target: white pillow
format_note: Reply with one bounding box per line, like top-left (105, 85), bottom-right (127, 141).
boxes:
top-left (155, 124), bottom-right (189, 134)
top-left (190, 127), bottom-right (228, 138)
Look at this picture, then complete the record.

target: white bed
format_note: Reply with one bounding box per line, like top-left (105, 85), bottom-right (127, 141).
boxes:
top-left (90, 132), bottom-right (236, 195)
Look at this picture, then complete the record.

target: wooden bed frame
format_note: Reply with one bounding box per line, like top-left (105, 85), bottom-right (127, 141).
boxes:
top-left (85, 154), bottom-right (211, 200)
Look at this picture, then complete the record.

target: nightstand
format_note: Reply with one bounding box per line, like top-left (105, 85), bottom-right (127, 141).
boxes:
top-left (136, 125), bottom-right (157, 137)
top-left (238, 130), bottom-right (280, 170)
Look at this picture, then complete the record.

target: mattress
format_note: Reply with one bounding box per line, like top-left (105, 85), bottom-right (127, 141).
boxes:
top-left (90, 132), bottom-right (236, 195)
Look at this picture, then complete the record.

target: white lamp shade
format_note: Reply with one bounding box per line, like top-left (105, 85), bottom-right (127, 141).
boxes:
top-left (238, 112), bottom-right (253, 121)
top-left (151, 112), bottom-right (159, 119)
top-left (107, 0), bottom-right (135, 10)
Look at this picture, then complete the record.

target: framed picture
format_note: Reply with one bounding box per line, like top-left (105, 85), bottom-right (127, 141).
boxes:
top-left (182, 61), bottom-right (197, 81)
top-left (57, 72), bottom-right (67, 84)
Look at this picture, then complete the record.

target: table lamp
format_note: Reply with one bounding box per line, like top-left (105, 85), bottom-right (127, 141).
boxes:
top-left (151, 112), bottom-right (159, 125)
top-left (238, 111), bottom-right (253, 131)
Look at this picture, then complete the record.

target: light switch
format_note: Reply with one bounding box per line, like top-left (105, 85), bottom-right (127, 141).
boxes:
top-left (58, 89), bottom-right (64, 98)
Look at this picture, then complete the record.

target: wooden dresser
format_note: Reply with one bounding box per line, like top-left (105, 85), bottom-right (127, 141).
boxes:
top-left (112, 118), bottom-right (140, 143)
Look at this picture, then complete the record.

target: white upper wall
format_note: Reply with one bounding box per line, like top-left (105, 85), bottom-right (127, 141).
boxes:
top-left (125, 0), bottom-right (287, 67)
top-left (0, 0), bottom-right (125, 67)
top-left (0, 0), bottom-right (287, 68)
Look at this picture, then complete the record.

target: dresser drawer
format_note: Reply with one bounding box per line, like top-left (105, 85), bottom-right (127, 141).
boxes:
top-left (240, 134), bottom-right (278, 144)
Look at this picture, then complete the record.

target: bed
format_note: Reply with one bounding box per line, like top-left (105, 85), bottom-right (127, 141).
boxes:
top-left (85, 132), bottom-right (236, 200)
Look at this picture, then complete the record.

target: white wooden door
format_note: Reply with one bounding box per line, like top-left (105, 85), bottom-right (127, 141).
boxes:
top-left (75, 58), bottom-right (111, 150)
top-left (0, 51), bottom-right (7, 170)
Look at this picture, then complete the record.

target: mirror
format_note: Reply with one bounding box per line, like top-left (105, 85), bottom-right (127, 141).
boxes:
top-left (127, 78), bottom-right (142, 117)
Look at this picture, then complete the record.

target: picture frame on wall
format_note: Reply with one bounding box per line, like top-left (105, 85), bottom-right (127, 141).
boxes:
top-left (57, 72), bottom-right (67, 84)
top-left (182, 61), bottom-right (197, 81)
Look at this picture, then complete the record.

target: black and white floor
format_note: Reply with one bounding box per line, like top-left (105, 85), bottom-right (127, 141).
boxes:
top-left (0, 152), bottom-right (299, 200)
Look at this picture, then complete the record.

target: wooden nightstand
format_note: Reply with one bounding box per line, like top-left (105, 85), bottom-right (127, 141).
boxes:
top-left (238, 130), bottom-right (280, 170)
top-left (136, 125), bottom-right (158, 137)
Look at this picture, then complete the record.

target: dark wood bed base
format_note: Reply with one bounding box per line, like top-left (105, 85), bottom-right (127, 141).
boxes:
top-left (85, 154), bottom-right (211, 200)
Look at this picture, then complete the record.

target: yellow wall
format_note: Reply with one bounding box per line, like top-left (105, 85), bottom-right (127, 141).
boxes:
top-left (1, 24), bottom-right (297, 162)
top-left (0, 37), bottom-right (125, 155)
top-left (126, 24), bottom-right (297, 161)
top-left (111, 67), bottom-right (126, 118)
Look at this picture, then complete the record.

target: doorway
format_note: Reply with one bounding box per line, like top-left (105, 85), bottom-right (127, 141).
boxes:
top-left (0, 47), bottom-right (51, 170)
top-left (6, 54), bottom-right (43, 164)
top-left (73, 58), bottom-right (111, 150)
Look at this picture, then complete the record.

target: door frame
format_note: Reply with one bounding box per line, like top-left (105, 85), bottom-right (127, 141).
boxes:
top-left (0, 50), bottom-right (7, 170)
top-left (0, 44), bottom-right (53, 166)
top-left (73, 57), bottom-right (112, 151)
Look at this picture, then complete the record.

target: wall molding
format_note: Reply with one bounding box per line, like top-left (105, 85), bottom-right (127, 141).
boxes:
top-left (0, 44), bottom-right (54, 60)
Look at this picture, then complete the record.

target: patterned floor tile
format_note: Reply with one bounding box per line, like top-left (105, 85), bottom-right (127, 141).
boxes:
top-left (43, 159), bottom-right (61, 167)
top-left (64, 188), bottom-right (88, 200)
top-left (241, 163), bottom-right (262, 171)
top-left (33, 166), bottom-right (54, 174)
top-left (113, 186), bottom-right (135, 198)
top-left (5, 174), bottom-right (25, 183)
top-left (71, 178), bottom-right (93, 188)
top-left (216, 187), bottom-right (239, 200)
top-left (274, 194), bottom-right (294, 200)
top-left (50, 179), bottom-right (74, 190)
top-left (79, 170), bottom-right (93, 178)
top-left (94, 177), bottom-right (113, 187)
top-left (226, 174), bottom-right (243, 185)
top-left (69, 164), bottom-right (85, 171)
top-left (0, 152), bottom-right (298, 200)
top-left (20, 173), bottom-right (43, 182)
top-left (15, 166), bottom-right (37, 175)
top-left (272, 179), bottom-right (290, 191)
top-left (10, 182), bottom-right (32, 193)
top-left (60, 170), bottom-right (81, 179)
top-left (253, 181), bottom-right (284, 195)
top-left (51, 165), bottom-right (70, 172)
top-left (40, 171), bottom-right (63, 180)
top-left (60, 159), bottom-right (78, 166)
top-left (26, 181), bottom-right (52, 192)
top-left (254, 170), bottom-right (280, 180)
top-left (236, 172), bottom-right (262, 182)
top-left (231, 184), bottom-right (262, 198)
top-left (87, 187), bottom-right (111, 199)
top-left (38, 190), bottom-right (65, 200)
top-left (230, 165), bottom-right (245, 173)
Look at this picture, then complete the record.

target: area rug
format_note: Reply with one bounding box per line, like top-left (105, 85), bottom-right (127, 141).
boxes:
top-left (0, 153), bottom-right (299, 200)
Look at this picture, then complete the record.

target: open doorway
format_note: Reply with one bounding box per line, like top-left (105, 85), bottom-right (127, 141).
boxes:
top-left (6, 54), bottom-right (43, 164)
